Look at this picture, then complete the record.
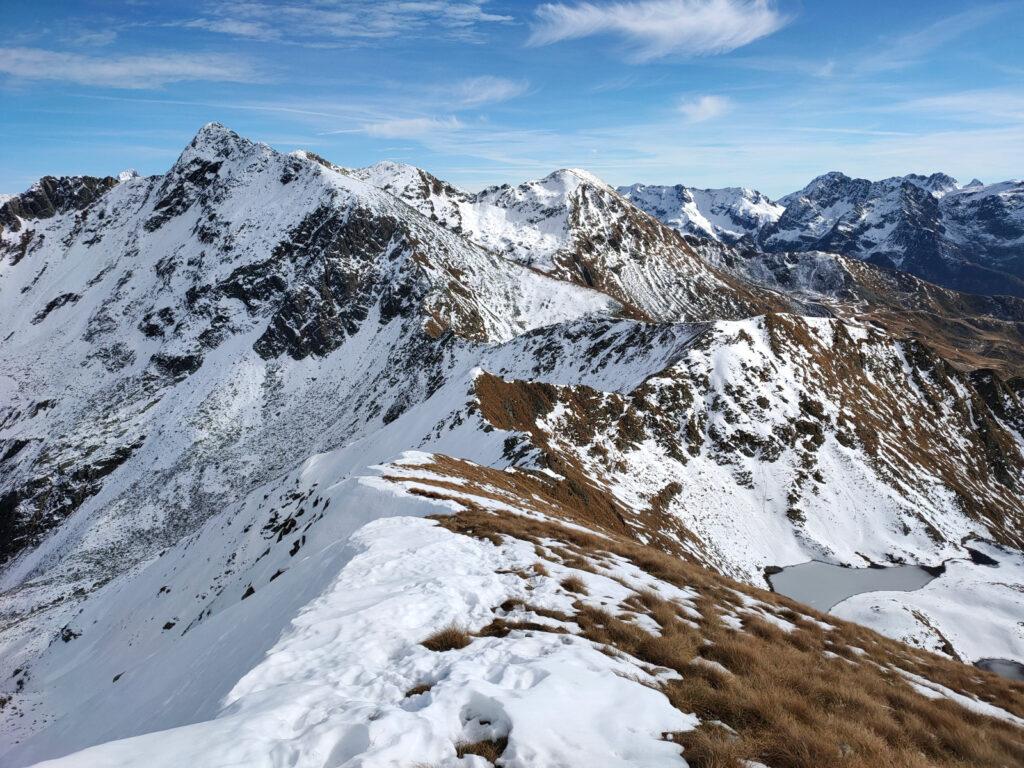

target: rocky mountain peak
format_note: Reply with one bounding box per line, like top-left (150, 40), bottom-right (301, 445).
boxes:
top-left (902, 172), bottom-right (960, 197)
top-left (627, 166), bottom-right (1024, 298)
top-left (174, 122), bottom-right (259, 168)
top-left (0, 174), bottom-right (119, 234)
top-left (779, 171), bottom-right (869, 207)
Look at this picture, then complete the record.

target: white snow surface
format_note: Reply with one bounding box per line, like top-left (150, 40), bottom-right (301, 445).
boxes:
top-left (25, 512), bottom-right (694, 768)
top-left (833, 541), bottom-right (1024, 666)
top-left (618, 183), bottom-right (783, 244)
top-left (2, 444), bottom-right (698, 766)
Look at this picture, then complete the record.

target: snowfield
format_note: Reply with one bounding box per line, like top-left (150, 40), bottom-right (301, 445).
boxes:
top-left (833, 540), bottom-right (1024, 665)
top-left (27, 510), bottom-right (695, 768)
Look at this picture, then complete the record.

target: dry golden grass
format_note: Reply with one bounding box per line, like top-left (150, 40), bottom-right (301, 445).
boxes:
top-left (560, 575), bottom-right (588, 594)
top-left (421, 624), bottom-right (471, 652)
top-left (387, 454), bottom-right (1024, 767)
top-left (476, 616), bottom-right (569, 639)
top-left (430, 504), bottom-right (1024, 768)
top-left (455, 737), bottom-right (508, 763)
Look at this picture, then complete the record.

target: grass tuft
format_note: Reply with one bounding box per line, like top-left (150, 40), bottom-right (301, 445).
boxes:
top-left (421, 624), bottom-right (471, 652)
top-left (560, 575), bottom-right (588, 594)
top-left (455, 737), bottom-right (508, 763)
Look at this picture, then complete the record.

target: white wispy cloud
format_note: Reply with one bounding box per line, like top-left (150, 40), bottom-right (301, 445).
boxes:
top-left (0, 47), bottom-right (261, 89)
top-left (361, 116), bottom-right (463, 139)
top-left (528, 0), bottom-right (787, 61)
top-left (197, 1), bottom-right (512, 45)
top-left (68, 29), bottom-right (119, 47)
top-left (729, 4), bottom-right (1010, 81)
top-left (678, 94), bottom-right (732, 122)
top-left (177, 18), bottom-right (281, 42)
top-left (451, 76), bottom-right (530, 108)
top-left (859, 4), bottom-right (1010, 73)
top-left (886, 89), bottom-right (1024, 124)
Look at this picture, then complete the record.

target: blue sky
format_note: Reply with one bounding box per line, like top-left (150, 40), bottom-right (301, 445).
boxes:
top-left (1, 0), bottom-right (1022, 196)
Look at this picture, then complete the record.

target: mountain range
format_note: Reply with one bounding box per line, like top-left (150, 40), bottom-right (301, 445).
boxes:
top-left (1, 124), bottom-right (1022, 767)
top-left (621, 171), bottom-right (1024, 298)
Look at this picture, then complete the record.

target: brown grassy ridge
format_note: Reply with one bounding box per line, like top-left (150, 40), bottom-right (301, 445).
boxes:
top-left (394, 455), bottom-right (1024, 768)
top-left (471, 313), bottom-right (1024, 551)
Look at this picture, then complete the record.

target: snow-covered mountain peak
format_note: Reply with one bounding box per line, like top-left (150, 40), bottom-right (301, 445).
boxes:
top-left (171, 122), bottom-right (266, 172)
top-left (784, 170), bottom-right (959, 205)
top-left (347, 158), bottom-right (781, 321)
top-left (476, 167), bottom-right (615, 212)
top-left (618, 182), bottom-right (783, 245)
top-left (539, 167), bottom-right (611, 192)
top-left (350, 160), bottom-right (470, 211)
top-left (901, 172), bottom-right (960, 197)
top-left (777, 171), bottom-right (866, 207)
top-left (358, 159), bottom-right (431, 182)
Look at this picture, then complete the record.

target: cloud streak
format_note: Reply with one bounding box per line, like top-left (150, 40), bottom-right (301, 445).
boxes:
top-left (859, 4), bottom-right (1010, 73)
top-left (451, 76), bottom-right (530, 107)
top-left (0, 47), bottom-right (261, 89)
top-left (529, 0), bottom-right (787, 61)
top-left (197, 1), bottom-right (512, 45)
top-left (361, 116), bottom-right (463, 139)
top-left (678, 94), bottom-right (731, 122)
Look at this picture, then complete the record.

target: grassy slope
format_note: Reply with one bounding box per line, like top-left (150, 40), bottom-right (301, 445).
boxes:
top-left (391, 455), bottom-right (1024, 768)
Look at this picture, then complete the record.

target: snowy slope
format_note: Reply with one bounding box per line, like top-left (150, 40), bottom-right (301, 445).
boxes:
top-left (617, 183), bottom-right (782, 245)
top-left (352, 163), bottom-right (785, 323)
top-left (470, 315), bottom-right (1024, 582)
top-left (5, 480), bottom-right (694, 767)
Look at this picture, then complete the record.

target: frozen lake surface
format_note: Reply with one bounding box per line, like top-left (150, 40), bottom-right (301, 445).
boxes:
top-left (975, 658), bottom-right (1024, 681)
top-left (767, 560), bottom-right (940, 611)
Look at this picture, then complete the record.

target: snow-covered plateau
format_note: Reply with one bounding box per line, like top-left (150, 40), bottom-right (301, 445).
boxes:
top-left (1, 124), bottom-right (1022, 767)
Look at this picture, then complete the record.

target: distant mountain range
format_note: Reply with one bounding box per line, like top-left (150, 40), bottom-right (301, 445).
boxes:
top-left (621, 172), bottom-right (1024, 298)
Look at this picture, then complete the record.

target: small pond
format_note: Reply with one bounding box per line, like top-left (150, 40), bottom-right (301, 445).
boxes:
top-left (768, 551), bottom-right (1024, 682)
top-left (766, 560), bottom-right (941, 612)
top-left (974, 658), bottom-right (1024, 682)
